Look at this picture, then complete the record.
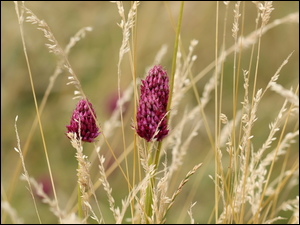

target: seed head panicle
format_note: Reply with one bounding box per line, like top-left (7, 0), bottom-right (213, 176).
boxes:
top-left (136, 65), bottom-right (169, 142)
top-left (66, 99), bottom-right (100, 143)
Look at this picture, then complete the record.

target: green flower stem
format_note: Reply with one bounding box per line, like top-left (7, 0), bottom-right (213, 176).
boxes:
top-left (147, 2), bottom-right (184, 222)
top-left (145, 180), bottom-right (153, 222)
top-left (166, 1), bottom-right (184, 117)
top-left (154, 0), bottom-right (184, 181)
top-left (154, 0), bottom-right (184, 174)
top-left (153, 141), bottom-right (163, 178)
top-left (145, 142), bottom-right (154, 223)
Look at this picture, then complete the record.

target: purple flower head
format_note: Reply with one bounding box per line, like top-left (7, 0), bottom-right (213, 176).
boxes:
top-left (136, 65), bottom-right (169, 142)
top-left (105, 90), bottom-right (129, 115)
top-left (66, 99), bottom-right (100, 143)
top-left (35, 175), bottom-right (53, 200)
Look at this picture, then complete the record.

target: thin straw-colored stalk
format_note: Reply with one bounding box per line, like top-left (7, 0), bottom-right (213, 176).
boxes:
top-left (214, 2), bottom-right (220, 223)
top-left (128, 2), bottom-right (139, 220)
top-left (251, 3), bottom-right (274, 223)
top-left (114, 3), bottom-right (139, 218)
top-left (13, 116), bottom-right (41, 223)
top-left (14, 2), bottom-right (61, 223)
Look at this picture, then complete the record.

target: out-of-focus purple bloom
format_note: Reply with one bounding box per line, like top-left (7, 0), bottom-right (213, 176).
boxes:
top-left (136, 65), bottom-right (169, 142)
top-left (107, 91), bottom-right (119, 114)
top-left (66, 99), bottom-right (100, 142)
top-left (105, 91), bottom-right (129, 115)
top-left (35, 175), bottom-right (53, 200)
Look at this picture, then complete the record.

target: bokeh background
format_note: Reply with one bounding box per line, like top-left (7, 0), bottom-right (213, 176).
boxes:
top-left (2, 1), bottom-right (299, 224)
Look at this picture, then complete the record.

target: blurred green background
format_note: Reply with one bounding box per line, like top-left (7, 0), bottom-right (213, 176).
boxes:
top-left (1, 1), bottom-right (298, 224)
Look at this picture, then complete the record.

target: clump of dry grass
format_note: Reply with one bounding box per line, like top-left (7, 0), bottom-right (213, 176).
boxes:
top-left (2, 1), bottom-right (298, 224)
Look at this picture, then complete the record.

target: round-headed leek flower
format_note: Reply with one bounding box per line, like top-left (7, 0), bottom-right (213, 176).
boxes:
top-left (136, 65), bottom-right (169, 142)
top-left (66, 99), bottom-right (100, 143)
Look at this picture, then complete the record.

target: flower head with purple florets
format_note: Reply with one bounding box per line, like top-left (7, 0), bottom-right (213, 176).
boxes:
top-left (66, 99), bottom-right (100, 143)
top-left (136, 65), bottom-right (169, 142)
